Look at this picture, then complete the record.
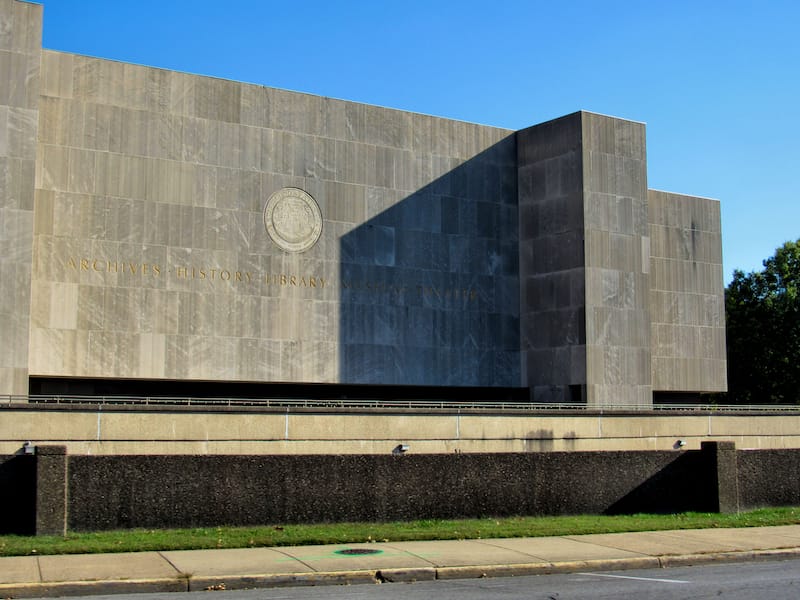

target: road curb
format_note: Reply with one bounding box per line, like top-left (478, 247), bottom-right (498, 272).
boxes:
top-left (435, 562), bottom-right (554, 580)
top-left (657, 547), bottom-right (800, 568)
top-left (545, 556), bottom-right (663, 573)
top-left (434, 556), bottom-right (663, 580)
top-left (0, 578), bottom-right (186, 599)
top-left (376, 567), bottom-right (438, 583)
top-left (186, 570), bottom-right (376, 592)
top-left (3, 547), bottom-right (800, 597)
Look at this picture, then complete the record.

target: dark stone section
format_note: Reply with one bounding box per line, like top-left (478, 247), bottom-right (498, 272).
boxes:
top-left (738, 449), bottom-right (800, 510)
top-left (35, 445), bottom-right (68, 535)
top-left (67, 451), bottom-right (713, 532)
top-left (0, 454), bottom-right (36, 535)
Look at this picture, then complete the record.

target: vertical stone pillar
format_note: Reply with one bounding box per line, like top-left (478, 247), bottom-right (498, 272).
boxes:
top-left (517, 111), bottom-right (652, 407)
top-left (0, 0), bottom-right (42, 395)
top-left (35, 445), bottom-right (68, 535)
top-left (581, 113), bottom-right (651, 407)
top-left (517, 113), bottom-right (587, 404)
top-left (701, 441), bottom-right (739, 514)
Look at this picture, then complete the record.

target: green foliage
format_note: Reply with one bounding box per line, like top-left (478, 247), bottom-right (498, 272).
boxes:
top-left (1, 509), bottom-right (799, 557)
top-left (725, 239), bottom-right (800, 403)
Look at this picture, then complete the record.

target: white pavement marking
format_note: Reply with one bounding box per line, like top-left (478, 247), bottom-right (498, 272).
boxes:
top-left (577, 572), bottom-right (690, 584)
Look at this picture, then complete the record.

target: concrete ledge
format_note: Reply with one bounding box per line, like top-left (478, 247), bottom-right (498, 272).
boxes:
top-left (6, 408), bottom-right (800, 455)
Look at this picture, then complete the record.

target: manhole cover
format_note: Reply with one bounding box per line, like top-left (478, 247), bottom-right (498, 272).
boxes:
top-left (334, 548), bottom-right (384, 556)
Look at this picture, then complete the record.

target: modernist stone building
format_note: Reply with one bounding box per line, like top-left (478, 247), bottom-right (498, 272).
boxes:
top-left (1, 0), bottom-right (726, 407)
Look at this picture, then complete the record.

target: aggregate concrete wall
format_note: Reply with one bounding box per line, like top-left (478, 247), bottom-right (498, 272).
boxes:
top-left (6, 443), bottom-right (798, 534)
top-left (737, 450), bottom-right (800, 510)
top-left (65, 451), bottom-right (710, 531)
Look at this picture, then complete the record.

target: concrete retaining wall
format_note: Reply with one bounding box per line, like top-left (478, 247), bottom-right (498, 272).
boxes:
top-left (65, 451), bottom-right (712, 531)
top-left (5, 405), bottom-right (800, 455)
top-left (738, 450), bottom-right (800, 510)
top-left (3, 441), bottom-right (774, 534)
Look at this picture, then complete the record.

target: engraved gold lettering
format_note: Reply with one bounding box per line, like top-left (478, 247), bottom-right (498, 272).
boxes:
top-left (57, 254), bottom-right (477, 304)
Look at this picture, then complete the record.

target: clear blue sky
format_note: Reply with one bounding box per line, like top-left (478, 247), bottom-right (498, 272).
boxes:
top-left (38, 0), bottom-right (799, 283)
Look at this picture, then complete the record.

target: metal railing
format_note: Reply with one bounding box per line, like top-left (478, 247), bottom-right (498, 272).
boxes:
top-left (2, 394), bottom-right (800, 413)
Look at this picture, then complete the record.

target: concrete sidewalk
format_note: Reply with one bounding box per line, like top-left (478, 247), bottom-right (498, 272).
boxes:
top-left (3, 525), bottom-right (800, 598)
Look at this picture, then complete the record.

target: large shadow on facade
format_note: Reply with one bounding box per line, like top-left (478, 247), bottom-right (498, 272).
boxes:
top-left (339, 137), bottom-right (522, 390)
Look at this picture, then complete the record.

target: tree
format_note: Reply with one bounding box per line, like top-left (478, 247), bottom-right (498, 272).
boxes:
top-left (725, 239), bottom-right (800, 404)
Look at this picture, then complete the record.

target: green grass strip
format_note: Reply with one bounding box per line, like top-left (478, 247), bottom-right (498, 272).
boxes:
top-left (1, 507), bottom-right (798, 557)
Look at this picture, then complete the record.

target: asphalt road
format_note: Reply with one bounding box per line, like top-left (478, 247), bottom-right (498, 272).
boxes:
top-left (32, 557), bottom-right (800, 600)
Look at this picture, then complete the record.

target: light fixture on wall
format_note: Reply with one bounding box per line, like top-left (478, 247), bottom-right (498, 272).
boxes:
top-left (673, 439), bottom-right (686, 450)
top-left (392, 444), bottom-right (410, 455)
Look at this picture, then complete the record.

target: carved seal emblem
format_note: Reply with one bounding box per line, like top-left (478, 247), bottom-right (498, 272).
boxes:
top-left (263, 188), bottom-right (323, 253)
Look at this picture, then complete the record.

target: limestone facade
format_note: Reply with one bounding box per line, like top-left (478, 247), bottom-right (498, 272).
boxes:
top-left (1, 0), bottom-right (726, 404)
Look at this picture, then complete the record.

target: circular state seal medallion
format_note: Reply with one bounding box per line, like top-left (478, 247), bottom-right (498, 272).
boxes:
top-left (263, 188), bottom-right (323, 253)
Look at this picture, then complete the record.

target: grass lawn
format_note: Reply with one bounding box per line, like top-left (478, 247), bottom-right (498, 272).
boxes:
top-left (1, 507), bottom-right (798, 557)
